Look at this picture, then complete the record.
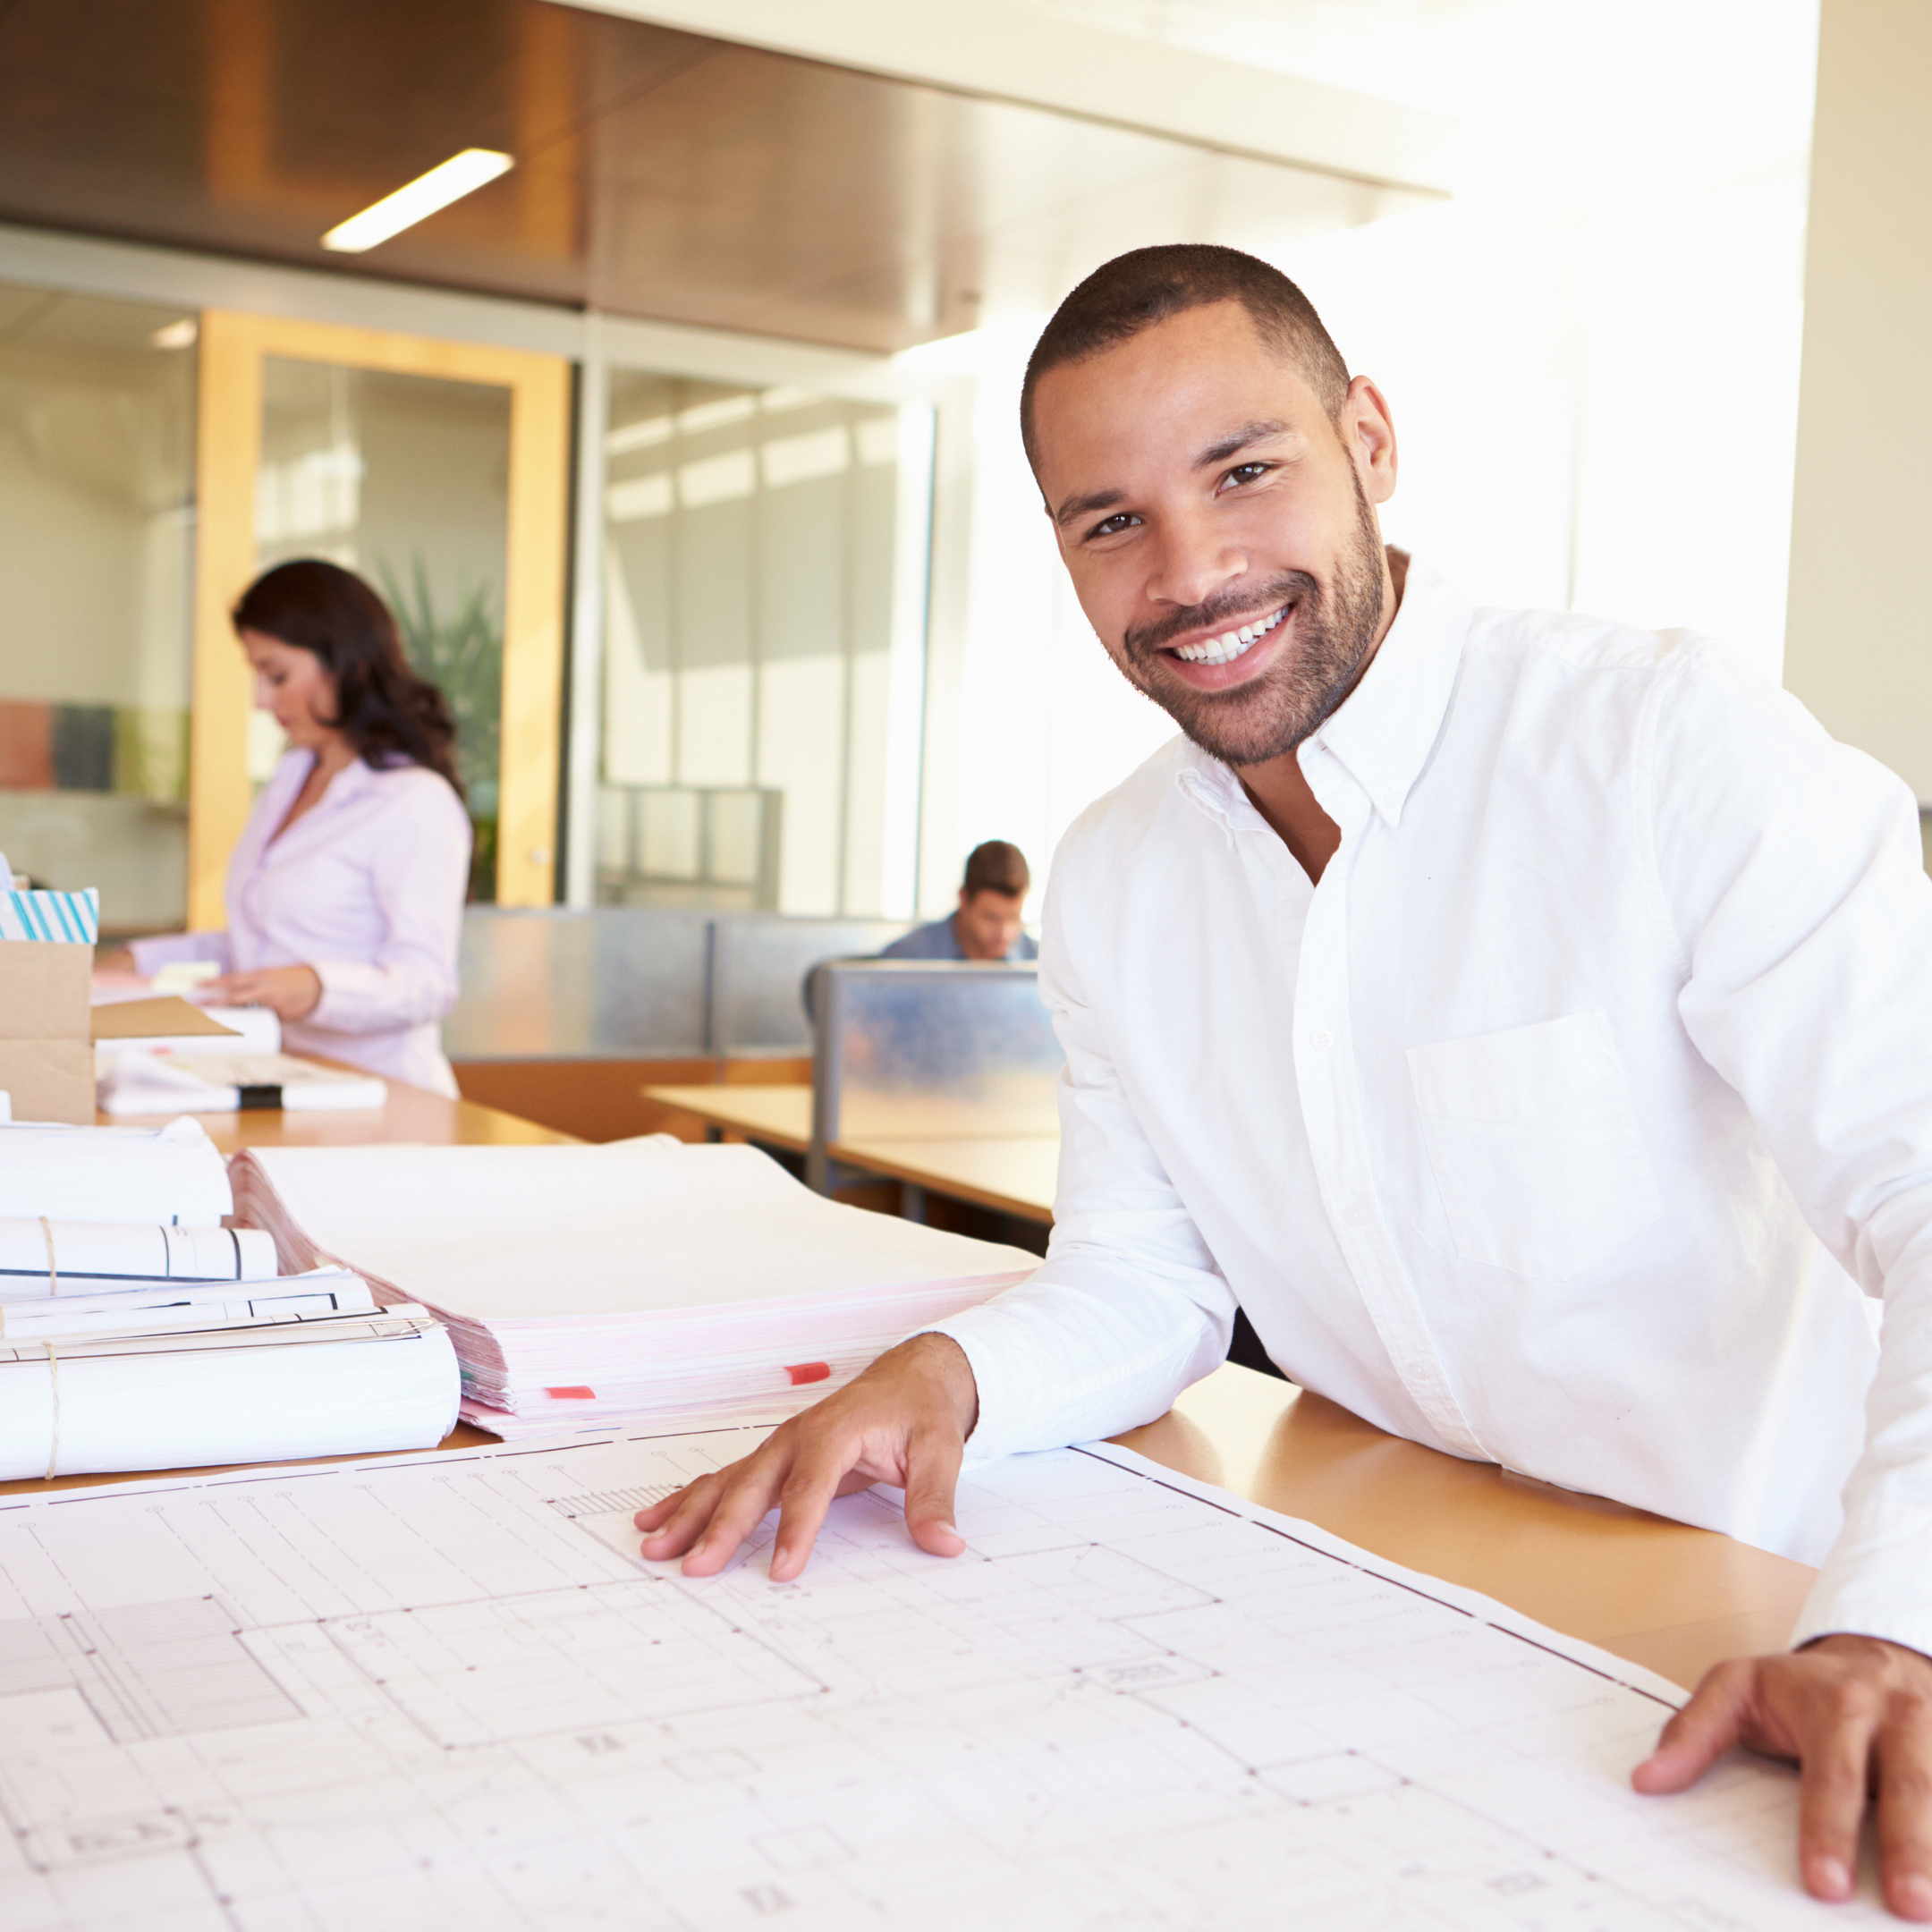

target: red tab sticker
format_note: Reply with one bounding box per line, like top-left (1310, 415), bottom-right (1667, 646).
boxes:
top-left (784, 1362), bottom-right (832, 1386)
top-left (546, 1385), bottom-right (596, 1400)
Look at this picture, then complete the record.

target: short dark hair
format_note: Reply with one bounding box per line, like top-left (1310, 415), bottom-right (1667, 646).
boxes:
top-left (963, 840), bottom-right (1029, 899)
top-left (233, 559), bottom-right (464, 799)
top-left (1020, 244), bottom-right (1351, 470)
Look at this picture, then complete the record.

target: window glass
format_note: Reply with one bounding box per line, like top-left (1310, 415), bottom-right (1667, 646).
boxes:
top-left (601, 373), bottom-right (926, 916)
top-left (0, 282), bottom-right (195, 938)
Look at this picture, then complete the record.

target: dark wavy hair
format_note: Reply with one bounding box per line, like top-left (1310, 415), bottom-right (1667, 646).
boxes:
top-left (232, 559), bottom-right (463, 799)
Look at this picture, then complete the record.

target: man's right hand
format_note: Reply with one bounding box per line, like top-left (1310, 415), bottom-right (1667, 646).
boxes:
top-left (632, 1333), bottom-right (979, 1581)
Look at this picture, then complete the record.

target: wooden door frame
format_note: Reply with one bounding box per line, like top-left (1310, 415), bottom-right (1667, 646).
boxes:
top-left (188, 309), bottom-right (570, 921)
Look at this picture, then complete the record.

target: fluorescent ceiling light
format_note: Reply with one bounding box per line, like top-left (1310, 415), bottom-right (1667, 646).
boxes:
top-left (321, 149), bottom-right (513, 253)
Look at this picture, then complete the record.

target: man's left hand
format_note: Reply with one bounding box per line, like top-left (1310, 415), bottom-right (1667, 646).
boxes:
top-left (1633, 1633), bottom-right (1932, 1919)
top-left (202, 965), bottom-right (323, 1021)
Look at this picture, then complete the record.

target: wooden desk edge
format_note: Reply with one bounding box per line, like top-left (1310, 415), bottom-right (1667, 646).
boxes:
top-left (642, 1084), bottom-right (812, 1154)
top-left (826, 1135), bottom-right (1055, 1223)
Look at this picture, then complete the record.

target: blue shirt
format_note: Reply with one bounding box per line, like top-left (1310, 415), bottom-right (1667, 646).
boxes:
top-left (879, 914), bottom-right (1038, 962)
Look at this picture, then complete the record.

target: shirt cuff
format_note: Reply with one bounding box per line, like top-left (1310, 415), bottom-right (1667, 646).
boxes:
top-left (1789, 1492), bottom-right (1932, 1659)
top-left (917, 1303), bottom-right (1053, 1465)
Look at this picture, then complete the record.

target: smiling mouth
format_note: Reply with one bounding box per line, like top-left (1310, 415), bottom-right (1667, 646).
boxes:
top-left (1168, 603), bottom-right (1290, 667)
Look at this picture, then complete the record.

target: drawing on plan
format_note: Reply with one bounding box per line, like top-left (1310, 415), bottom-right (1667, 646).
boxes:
top-left (0, 1427), bottom-right (1878, 1929)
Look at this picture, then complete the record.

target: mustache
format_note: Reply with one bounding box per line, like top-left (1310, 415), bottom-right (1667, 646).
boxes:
top-left (1123, 572), bottom-right (1316, 658)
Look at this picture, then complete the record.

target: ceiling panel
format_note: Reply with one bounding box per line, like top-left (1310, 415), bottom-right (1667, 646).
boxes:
top-left (0, 0), bottom-right (1419, 352)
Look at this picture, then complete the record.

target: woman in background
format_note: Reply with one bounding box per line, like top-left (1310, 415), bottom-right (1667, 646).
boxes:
top-left (131, 559), bottom-right (472, 1097)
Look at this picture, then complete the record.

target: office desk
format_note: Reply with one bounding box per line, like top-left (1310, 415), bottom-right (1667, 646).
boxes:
top-left (644, 1083), bottom-right (1059, 1220)
top-left (642, 1081), bottom-right (812, 1153)
top-left (63, 1074), bottom-right (1814, 1692)
top-left (828, 1131), bottom-right (1057, 1222)
top-left (97, 1072), bottom-right (575, 1152)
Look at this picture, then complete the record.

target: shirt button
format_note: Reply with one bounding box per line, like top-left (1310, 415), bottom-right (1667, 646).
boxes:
top-left (1309, 1027), bottom-right (1334, 1049)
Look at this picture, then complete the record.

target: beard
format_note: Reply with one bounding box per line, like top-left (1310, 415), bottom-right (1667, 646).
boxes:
top-left (1113, 473), bottom-right (1387, 768)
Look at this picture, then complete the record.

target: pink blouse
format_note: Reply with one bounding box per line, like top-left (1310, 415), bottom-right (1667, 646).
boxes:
top-left (132, 751), bottom-right (472, 1096)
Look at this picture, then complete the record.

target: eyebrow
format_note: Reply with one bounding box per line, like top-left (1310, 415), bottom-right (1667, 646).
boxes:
top-left (1194, 419), bottom-right (1291, 468)
top-left (1051, 487), bottom-right (1124, 529)
top-left (1050, 419), bottom-right (1296, 529)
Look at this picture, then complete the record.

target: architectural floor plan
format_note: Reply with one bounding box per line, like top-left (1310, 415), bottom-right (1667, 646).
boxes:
top-left (0, 1428), bottom-right (1877, 1929)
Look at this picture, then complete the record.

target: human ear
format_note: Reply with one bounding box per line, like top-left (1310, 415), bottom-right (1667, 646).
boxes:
top-left (1341, 376), bottom-right (1399, 506)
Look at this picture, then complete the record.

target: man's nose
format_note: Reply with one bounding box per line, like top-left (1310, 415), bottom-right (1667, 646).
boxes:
top-left (1147, 509), bottom-right (1246, 611)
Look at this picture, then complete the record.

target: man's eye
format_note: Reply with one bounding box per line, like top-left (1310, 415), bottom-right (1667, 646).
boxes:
top-left (1088, 513), bottom-right (1138, 539)
top-left (1223, 462), bottom-right (1270, 487)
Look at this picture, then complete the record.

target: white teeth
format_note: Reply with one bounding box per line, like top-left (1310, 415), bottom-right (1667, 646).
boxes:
top-left (1174, 604), bottom-right (1288, 664)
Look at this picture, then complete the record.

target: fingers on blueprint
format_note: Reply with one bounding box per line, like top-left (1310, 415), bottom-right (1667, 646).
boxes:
top-left (1631, 1634), bottom-right (1932, 1920)
top-left (637, 1335), bottom-right (977, 1581)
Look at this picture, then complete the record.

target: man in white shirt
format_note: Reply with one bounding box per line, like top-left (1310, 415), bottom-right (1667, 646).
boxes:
top-left (640, 244), bottom-right (1932, 1916)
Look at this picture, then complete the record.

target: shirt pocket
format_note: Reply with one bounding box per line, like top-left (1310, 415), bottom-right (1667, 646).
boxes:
top-left (1407, 1010), bottom-right (1662, 1283)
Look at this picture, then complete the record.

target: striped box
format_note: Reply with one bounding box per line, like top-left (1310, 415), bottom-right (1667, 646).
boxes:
top-left (0, 887), bottom-right (100, 945)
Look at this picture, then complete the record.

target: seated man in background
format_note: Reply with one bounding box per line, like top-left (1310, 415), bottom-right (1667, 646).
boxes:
top-left (643, 244), bottom-right (1932, 1918)
top-left (881, 841), bottom-right (1038, 962)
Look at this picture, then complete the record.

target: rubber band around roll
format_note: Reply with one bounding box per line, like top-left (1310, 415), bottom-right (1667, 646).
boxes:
top-left (42, 1342), bottom-right (60, 1480)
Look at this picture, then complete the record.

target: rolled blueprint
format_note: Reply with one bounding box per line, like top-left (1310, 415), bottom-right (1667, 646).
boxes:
top-left (0, 1268), bottom-right (373, 1338)
top-left (0, 1217), bottom-right (276, 1290)
top-left (0, 1309), bottom-right (459, 1479)
top-left (0, 1118), bottom-right (231, 1225)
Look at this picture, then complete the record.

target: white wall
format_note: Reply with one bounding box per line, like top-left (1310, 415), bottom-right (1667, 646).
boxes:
top-left (1784, 0), bottom-right (1932, 798)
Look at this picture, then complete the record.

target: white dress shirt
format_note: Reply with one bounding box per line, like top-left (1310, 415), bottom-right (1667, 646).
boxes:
top-left (929, 563), bottom-right (1932, 1660)
top-left (132, 752), bottom-right (471, 1097)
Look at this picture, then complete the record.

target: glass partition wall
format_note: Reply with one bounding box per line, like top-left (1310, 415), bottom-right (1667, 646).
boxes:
top-left (189, 311), bottom-right (569, 925)
top-left (0, 282), bottom-right (197, 938)
top-left (0, 265), bottom-right (931, 936)
top-left (599, 374), bottom-right (930, 918)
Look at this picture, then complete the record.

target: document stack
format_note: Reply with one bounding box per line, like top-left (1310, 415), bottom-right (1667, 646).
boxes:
top-left (97, 1049), bottom-right (386, 1115)
top-left (230, 1137), bottom-right (1039, 1435)
top-left (0, 1118), bottom-right (459, 1480)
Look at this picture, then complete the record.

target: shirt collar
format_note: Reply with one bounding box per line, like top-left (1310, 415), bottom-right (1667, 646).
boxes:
top-left (1174, 561), bottom-right (1473, 835)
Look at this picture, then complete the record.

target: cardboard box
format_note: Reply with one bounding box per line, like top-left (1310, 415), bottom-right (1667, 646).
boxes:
top-left (91, 997), bottom-right (241, 1043)
top-left (0, 1039), bottom-right (96, 1124)
top-left (0, 942), bottom-right (89, 1041)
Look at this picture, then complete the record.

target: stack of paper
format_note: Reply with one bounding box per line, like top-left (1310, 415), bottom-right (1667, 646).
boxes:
top-left (99, 1048), bottom-right (386, 1115)
top-left (230, 1137), bottom-right (1039, 1434)
top-left (0, 1119), bottom-right (459, 1479)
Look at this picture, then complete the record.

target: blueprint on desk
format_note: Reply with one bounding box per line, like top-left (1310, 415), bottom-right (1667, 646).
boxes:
top-left (0, 1427), bottom-right (1876, 1931)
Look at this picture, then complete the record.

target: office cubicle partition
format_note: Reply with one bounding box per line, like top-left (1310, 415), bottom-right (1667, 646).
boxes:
top-left (710, 914), bottom-right (907, 1056)
top-left (445, 906), bottom-right (909, 1060)
top-left (808, 960), bottom-right (1063, 1191)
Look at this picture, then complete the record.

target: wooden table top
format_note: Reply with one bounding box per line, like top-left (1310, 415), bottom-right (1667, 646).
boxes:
top-left (643, 1082), bottom-right (814, 1152)
top-left (98, 1076), bottom-right (575, 1151)
top-left (829, 1131), bottom-right (1057, 1222)
top-left (646, 1084), bottom-right (1061, 1222)
top-left (1120, 1363), bottom-right (1815, 1695)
